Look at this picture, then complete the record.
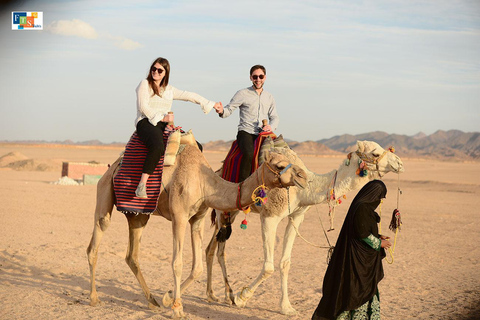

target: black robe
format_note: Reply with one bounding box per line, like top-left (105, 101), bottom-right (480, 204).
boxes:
top-left (312, 180), bottom-right (387, 320)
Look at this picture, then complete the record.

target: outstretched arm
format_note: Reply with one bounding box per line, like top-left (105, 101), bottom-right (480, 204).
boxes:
top-left (219, 90), bottom-right (243, 118)
top-left (172, 86), bottom-right (216, 114)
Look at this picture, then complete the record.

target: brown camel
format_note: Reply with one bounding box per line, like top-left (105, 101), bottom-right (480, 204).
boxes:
top-left (86, 144), bottom-right (307, 319)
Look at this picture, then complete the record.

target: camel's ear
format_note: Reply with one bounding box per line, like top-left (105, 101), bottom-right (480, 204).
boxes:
top-left (264, 151), bottom-right (272, 163)
top-left (357, 140), bottom-right (365, 153)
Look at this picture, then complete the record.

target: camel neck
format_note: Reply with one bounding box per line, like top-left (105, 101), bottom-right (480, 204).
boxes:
top-left (204, 166), bottom-right (263, 212)
top-left (304, 155), bottom-right (368, 206)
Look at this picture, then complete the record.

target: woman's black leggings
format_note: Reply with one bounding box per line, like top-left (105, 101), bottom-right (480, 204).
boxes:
top-left (136, 118), bottom-right (167, 175)
top-left (136, 118), bottom-right (203, 175)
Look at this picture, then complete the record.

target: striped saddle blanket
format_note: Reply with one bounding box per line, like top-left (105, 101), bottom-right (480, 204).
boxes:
top-left (221, 131), bottom-right (277, 183)
top-left (113, 131), bottom-right (169, 214)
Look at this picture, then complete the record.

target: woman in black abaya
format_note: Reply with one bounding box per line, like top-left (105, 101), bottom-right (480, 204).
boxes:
top-left (312, 180), bottom-right (392, 320)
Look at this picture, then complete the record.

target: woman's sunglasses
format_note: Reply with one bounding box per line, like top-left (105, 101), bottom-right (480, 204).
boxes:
top-left (252, 74), bottom-right (265, 80)
top-left (151, 66), bottom-right (165, 74)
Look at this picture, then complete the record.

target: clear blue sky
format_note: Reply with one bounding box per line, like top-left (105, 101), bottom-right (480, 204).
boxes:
top-left (1, 0), bottom-right (479, 143)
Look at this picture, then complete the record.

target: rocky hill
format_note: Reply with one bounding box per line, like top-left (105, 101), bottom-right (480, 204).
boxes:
top-left (317, 130), bottom-right (480, 160)
top-left (2, 130), bottom-right (479, 161)
top-left (203, 130), bottom-right (480, 161)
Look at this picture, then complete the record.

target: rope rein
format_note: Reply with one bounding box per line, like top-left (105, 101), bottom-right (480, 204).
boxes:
top-left (285, 147), bottom-right (401, 265)
top-left (286, 186), bottom-right (335, 263)
top-left (378, 173), bottom-right (402, 264)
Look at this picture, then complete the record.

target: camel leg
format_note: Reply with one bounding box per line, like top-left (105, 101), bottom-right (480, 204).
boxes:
top-left (183, 213), bottom-right (206, 290)
top-left (279, 211), bottom-right (307, 315)
top-left (205, 224), bottom-right (220, 302)
top-left (163, 212), bottom-right (207, 307)
top-left (207, 210), bottom-right (239, 305)
top-left (233, 214), bottom-right (282, 308)
top-left (86, 171), bottom-right (116, 306)
top-left (124, 213), bottom-right (162, 310)
top-left (169, 213), bottom-right (188, 319)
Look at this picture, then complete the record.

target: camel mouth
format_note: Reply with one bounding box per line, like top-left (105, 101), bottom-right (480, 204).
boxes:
top-left (294, 179), bottom-right (307, 189)
top-left (391, 163), bottom-right (405, 173)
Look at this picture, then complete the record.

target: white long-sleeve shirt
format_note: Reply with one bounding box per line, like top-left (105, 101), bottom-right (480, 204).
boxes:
top-left (135, 79), bottom-right (215, 126)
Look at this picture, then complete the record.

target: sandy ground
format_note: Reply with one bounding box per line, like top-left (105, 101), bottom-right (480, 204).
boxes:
top-left (0, 144), bottom-right (479, 320)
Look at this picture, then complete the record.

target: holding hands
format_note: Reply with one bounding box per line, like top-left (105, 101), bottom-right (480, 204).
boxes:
top-left (213, 102), bottom-right (223, 114)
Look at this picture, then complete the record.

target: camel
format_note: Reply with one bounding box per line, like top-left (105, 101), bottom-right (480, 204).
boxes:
top-left (86, 142), bottom-right (308, 319)
top-left (203, 140), bottom-right (404, 315)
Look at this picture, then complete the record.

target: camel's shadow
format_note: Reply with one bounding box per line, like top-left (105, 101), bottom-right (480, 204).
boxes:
top-left (0, 249), bottom-right (279, 319)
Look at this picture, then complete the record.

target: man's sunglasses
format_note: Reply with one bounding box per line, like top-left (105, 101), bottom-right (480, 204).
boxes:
top-left (151, 66), bottom-right (165, 74)
top-left (252, 74), bottom-right (265, 80)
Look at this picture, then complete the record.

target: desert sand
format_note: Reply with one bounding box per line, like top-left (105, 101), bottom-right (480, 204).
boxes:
top-left (0, 143), bottom-right (479, 320)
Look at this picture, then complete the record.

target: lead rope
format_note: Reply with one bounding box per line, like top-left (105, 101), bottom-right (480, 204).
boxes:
top-left (378, 173), bottom-right (402, 264)
top-left (286, 188), bottom-right (335, 264)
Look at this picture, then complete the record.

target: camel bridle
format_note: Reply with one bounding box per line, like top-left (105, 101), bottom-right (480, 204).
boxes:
top-left (236, 161), bottom-right (294, 211)
top-left (264, 161), bottom-right (293, 188)
top-left (355, 149), bottom-right (389, 177)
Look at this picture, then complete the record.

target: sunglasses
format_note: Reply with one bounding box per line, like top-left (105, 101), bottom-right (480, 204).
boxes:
top-left (151, 66), bottom-right (165, 74)
top-left (252, 74), bottom-right (265, 80)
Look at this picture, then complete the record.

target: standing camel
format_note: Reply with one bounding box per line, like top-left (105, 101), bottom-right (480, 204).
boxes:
top-left (204, 140), bottom-right (404, 315)
top-left (86, 144), bottom-right (307, 319)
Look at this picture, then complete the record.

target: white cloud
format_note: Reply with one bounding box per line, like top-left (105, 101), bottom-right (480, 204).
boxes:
top-left (46, 19), bottom-right (142, 50)
top-left (105, 35), bottom-right (143, 50)
top-left (46, 19), bottom-right (98, 39)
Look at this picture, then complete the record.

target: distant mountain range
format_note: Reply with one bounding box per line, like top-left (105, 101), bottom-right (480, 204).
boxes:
top-left (203, 130), bottom-right (480, 160)
top-left (2, 130), bottom-right (479, 160)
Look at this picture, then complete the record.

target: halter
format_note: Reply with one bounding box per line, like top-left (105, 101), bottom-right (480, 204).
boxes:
top-left (264, 161), bottom-right (293, 188)
top-left (236, 160), bottom-right (294, 211)
top-left (355, 149), bottom-right (388, 177)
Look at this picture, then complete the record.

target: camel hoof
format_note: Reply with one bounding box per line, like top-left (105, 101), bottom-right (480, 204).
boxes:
top-left (89, 296), bottom-right (101, 306)
top-left (172, 305), bottom-right (188, 320)
top-left (206, 291), bottom-right (219, 303)
top-left (281, 307), bottom-right (298, 316)
top-left (162, 290), bottom-right (174, 308)
top-left (233, 287), bottom-right (252, 308)
top-left (233, 293), bottom-right (248, 308)
top-left (148, 298), bottom-right (162, 311)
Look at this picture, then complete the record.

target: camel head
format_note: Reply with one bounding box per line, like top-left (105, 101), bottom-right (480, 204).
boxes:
top-left (262, 151), bottom-right (308, 189)
top-left (354, 140), bottom-right (404, 178)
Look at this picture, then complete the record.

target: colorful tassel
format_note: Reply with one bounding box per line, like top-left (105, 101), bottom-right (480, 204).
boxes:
top-left (240, 219), bottom-right (248, 229)
top-left (252, 185), bottom-right (268, 207)
top-left (389, 209), bottom-right (402, 231)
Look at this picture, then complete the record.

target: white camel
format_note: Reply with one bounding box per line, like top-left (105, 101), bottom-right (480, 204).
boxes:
top-left (86, 142), bottom-right (307, 319)
top-left (204, 140), bottom-right (404, 315)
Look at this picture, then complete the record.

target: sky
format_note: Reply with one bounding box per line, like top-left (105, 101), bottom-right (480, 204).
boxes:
top-left (1, 0), bottom-right (479, 144)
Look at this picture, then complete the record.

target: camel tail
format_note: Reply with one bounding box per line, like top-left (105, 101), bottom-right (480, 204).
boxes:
top-left (210, 209), bottom-right (217, 226)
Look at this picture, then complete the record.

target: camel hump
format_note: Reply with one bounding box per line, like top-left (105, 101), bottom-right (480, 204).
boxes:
top-left (164, 130), bottom-right (199, 166)
top-left (258, 134), bottom-right (289, 165)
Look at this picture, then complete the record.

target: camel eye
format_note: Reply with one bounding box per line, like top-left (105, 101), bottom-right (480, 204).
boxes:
top-left (371, 148), bottom-right (380, 157)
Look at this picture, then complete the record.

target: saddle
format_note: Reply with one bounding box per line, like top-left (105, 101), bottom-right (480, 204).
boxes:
top-left (221, 132), bottom-right (288, 183)
top-left (113, 129), bottom-right (198, 215)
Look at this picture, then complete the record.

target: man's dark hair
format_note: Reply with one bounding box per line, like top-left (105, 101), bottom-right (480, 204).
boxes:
top-left (250, 65), bottom-right (266, 75)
